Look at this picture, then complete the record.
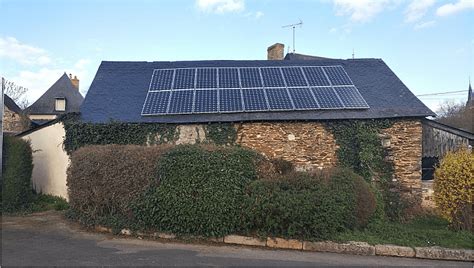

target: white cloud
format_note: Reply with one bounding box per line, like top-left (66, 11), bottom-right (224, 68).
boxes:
top-left (74, 58), bottom-right (91, 69)
top-left (244, 10), bottom-right (264, 19)
top-left (0, 37), bottom-right (51, 66)
top-left (196, 0), bottom-right (245, 14)
top-left (332, 0), bottom-right (397, 22)
top-left (436, 0), bottom-right (474, 16)
top-left (404, 0), bottom-right (435, 22)
top-left (414, 20), bottom-right (436, 30)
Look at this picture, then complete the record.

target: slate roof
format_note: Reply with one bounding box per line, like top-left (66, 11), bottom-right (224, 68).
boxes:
top-left (4, 94), bottom-right (22, 114)
top-left (284, 53), bottom-right (334, 61)
top-left (80, 59), bottom-right (434, 123)
top-left (25, 73), bottom-right (84, 115)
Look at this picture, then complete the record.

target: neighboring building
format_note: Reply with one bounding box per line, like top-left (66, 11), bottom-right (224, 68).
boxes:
top-left (3, 94), bottom-right (30, 135)
top-left (18, 116), bottom-right (69, 199)
top-left (421, 119), bottom-right (474, 207)
top-left (25, 73), bottom-right (84, 125)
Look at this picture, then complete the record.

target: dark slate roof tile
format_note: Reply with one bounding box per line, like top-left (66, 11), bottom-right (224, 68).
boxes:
top-left (4, 94), bottom-right (22, 114)
top-left (25, 73), bottom-right (84, 115)
top-left (80, 59), bottom-right (434, 123)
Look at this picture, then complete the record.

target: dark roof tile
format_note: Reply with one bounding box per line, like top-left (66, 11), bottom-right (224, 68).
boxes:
top-left (25, 73), bottom-right (84, 115)
top-left (80, 59), bottom-right (434, 123)
top-left (4, 94), bottom-right (22, 114)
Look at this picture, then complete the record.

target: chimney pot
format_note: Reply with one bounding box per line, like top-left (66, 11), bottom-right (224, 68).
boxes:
top-left (267, 43), bottom-right (285, 60)
top-left (70, 74), bottom-right (80, 90)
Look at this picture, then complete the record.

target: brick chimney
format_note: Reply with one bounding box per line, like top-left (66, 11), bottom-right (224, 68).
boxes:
top-left (267, 43), bottom-right (285, 60)
top-left (69, 73), bottom-right (79, 90)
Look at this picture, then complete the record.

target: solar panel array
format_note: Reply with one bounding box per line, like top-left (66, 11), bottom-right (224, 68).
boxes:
top-left (142, 65), bottom-right (369, 115)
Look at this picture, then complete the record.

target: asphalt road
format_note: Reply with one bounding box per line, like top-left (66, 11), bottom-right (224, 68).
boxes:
top-left (1, 211), bottom-right (471, 267)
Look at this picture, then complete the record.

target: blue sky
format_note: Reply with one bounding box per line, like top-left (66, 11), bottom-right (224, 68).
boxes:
top-left (1, 0), bottom-right (473, 112)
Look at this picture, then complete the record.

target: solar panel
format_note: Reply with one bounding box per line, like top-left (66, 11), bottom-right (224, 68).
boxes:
top-left (289, 88), bottom-right (319, 110)
top-left (240, 68), bottom-right (262, 88)
top-left (219, 68), bottom-right (240, 88)
top-left (142, 91), bottom-right (170, 114)
top-left (150, 69), bottom-right (174, 90)
top-left (173, 69), bottom-right (195, 89)
top-left (261, 67), bottom-right (285, 87)
top-left (333, 86), bottom-right (369, 108)
top-left (302, 67), bottom-right (330, 86)
top-left (266, 88), bottom-right (293, 110)
top-left (142, 65), bottom-right (369, 116)
top-left (282, 67), bottom-right (307, 87)
top-left (196, 68), bottom-right (217, 89)
top-left (220, 88), bottom-right (243, 112)
top-left (311, 87), bottom-right (344, 108)
top-left (242, 88), bottom-right (268, 111)
top-left (194, 89), bottom-right (218, 113)
top-left (323, 66), bottom-right (352, 85)
top-left (168, 90), bottom-right (194, 113)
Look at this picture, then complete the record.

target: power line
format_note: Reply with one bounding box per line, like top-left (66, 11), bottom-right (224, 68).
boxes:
top-left (416, 90), bottom-right (466, 97)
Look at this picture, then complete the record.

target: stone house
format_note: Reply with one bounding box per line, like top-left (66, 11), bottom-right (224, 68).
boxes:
top-left (21, 45), bottom-right (435, 205)
top-left (77, 45), bottom-right (433, 205)
top-left (25, 73), bottom-right (84, 125)
top-left (3, 94), bottom-right (30, 135)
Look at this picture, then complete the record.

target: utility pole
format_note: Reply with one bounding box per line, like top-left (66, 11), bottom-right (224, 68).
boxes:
top-left (1, 77), bottom-right (4, 182)
top-left (282, 19), bottom-right (303, 53)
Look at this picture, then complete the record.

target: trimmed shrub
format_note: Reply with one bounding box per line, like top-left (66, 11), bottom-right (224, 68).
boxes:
top-left (434, 149), bottom-right (474, 231)
top-left (132, 145), bottom-right (260, 237)
top-left (241, 168), bottom-right (376, 240)
top-left (2, 136), bottom-right (34, 212)
top-left (67, 144), bottom-right (172, 226)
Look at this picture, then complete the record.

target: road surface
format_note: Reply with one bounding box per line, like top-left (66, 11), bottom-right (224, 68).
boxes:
top-left (1, 211), bottom-right (471, 266)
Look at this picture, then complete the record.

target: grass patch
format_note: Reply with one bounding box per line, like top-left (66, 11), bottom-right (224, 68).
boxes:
top-left (2, 194), bottom-right (69, 215)
top-left (335, 214), bottom-right (474, 249)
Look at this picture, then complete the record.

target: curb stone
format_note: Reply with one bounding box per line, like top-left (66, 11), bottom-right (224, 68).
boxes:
top-left (303, 241), bottom-right (375, 256)
top-left (415, 247), bottom-right (474, 261)
top-left (375, 244), bottom-right (415, 257)
top-left (92, 225), bottom-right (472, 261)
top-left (267, 237), bottom-right (303, 250)
top-left (223, 235), bottom-right (266, 247)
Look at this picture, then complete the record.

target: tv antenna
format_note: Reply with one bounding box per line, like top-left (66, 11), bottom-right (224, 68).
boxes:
top-left (282, 19), bottom-right (303, 53)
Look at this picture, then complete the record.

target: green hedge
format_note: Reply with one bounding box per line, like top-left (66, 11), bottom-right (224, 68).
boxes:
top-left (133, 145), bottom-right (260, 236)
top-left (2, 137), bottom-right (34, 212)
top-left (67, 145), bottom-right (172, 227)
top-left (67, 144), bottom-right (376, 239)
top-left (242, 169), bottom-right (376, 240)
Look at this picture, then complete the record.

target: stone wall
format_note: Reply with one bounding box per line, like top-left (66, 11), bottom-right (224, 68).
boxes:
top-left (421, 180), bottom-right (436, 209)
top-left (3, 107), bottom-right (29, 134)
top-left (236, 122), bottom-right (338, 171)
top-left (164, 120), bottom-right (424, 203)
top-left (381, 119), bottom-right (423, 205)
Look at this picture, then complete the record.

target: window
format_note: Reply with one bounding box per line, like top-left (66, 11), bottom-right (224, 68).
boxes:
top-left (55, 98), bottom-right (66, 111)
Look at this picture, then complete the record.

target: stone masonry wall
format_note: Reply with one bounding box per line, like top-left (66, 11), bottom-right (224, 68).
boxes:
top-left (162, 119), bottom-right (423, 204)
top-left (235, 122), bottom-right (338, 171)
top-left (381, 119), bottom-right (423, 206)
top-left (3, 107), bottom-right (29, 134)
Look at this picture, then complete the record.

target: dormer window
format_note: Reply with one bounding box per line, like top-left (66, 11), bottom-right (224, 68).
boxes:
top-left (55, 98), bottom-right (66, 111)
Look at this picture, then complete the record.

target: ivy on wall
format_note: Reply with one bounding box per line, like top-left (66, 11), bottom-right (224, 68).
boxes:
top-left (61, 114), bottom-right (177, 154)
top-left (325, 119), bottom-right (405, 221)
top-left (204, 123), bottom-right (237, 145)
top-left (61, 114), bottom-right (238, 154)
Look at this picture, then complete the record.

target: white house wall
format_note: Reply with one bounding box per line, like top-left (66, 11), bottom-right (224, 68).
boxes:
top-left (21, 122), bottom-right (69, 200)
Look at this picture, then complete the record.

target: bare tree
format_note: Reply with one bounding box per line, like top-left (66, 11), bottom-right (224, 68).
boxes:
top-left (3, 78), bottom-right (30, 109)
top-left (436, 100), bottom-right (474, 133)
